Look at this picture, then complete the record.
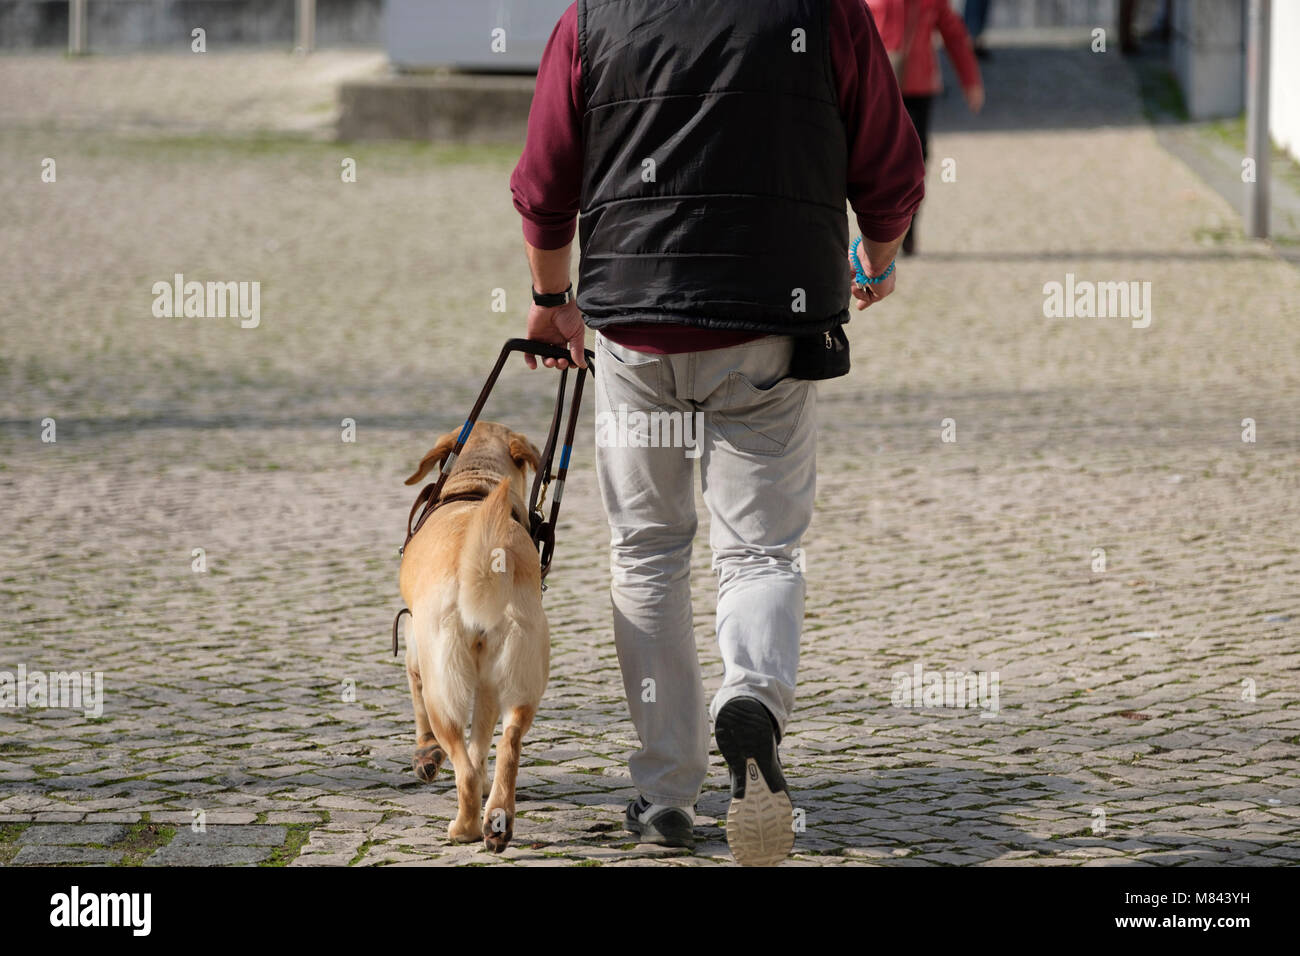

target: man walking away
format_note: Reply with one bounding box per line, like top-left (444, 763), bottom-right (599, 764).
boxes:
top-left (511, 0), bottom-right (925, 865)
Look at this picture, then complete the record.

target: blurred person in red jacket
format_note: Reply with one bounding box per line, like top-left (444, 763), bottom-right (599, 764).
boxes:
top-left (866, 0), bottom-right (983, 254)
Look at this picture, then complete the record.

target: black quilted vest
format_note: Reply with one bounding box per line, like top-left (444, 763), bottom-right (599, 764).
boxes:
top-left (577, 0), bottom-right (849, 333)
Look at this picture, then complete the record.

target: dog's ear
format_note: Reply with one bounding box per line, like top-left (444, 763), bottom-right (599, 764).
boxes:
top-left (509, 435), bottom-right (542, 475)
top-left (404, 431), bottom-right (459, 485)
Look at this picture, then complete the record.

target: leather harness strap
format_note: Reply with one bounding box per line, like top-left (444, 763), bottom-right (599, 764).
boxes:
top-left (434, 490), bottom-right (531, 528)
top-left (405, 487), bottom-right (530, 549)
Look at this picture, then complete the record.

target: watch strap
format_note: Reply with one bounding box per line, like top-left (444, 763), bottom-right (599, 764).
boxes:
top-left (532, 283), bottom-right (573, 307)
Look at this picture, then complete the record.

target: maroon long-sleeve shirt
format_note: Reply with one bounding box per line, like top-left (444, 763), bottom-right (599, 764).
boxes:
top-left (510, 0), bottom-right (925, 354)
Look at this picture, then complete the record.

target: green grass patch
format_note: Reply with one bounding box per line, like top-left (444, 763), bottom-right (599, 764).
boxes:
top-left (104, 131), bottom-right (522, 170)
top-left (113, 819), bottom-right (176, 867)
top-left (1204, 114), bottom-right (1300, 196)
top-left (261, 823), bottom-right (315, 867)
top-left (2, 126), bottom-right (523, 183)
top-left (1193, 224), bottom-right (1243, 244)
top-left (1134, 61), bottom-right (1188, 123)
top-left (0, 823), bottom-right (32, 864)
top-left (348, 838), bottom-right (375, 866)
top-left (0, 741), bottom-right (56, 756)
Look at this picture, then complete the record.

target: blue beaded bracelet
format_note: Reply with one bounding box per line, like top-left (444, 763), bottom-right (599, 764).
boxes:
top-left (850, 236), bottom-right (895, 285)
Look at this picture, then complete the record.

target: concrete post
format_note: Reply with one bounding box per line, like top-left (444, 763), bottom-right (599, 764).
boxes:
top-left (296, 0), bottom-right (316, 55)
top-left (68, 0), bottom-right (87, 55)
top-left (1245, 0), bottom-right (1271, 238)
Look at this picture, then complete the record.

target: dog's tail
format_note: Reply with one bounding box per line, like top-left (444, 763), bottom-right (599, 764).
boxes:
top-left (457, 477), bottom-right (517, 634)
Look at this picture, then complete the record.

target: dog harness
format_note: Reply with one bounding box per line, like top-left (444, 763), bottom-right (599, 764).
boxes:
top-left (391, 338), bottom-right (595, 656)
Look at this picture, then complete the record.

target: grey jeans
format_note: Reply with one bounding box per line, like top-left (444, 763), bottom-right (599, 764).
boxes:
top-left (592, 330), bottom-right (818, 808)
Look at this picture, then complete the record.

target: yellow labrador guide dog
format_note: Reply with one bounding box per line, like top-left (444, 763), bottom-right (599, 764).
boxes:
top-left (398, 422), bottom-right (548, 852)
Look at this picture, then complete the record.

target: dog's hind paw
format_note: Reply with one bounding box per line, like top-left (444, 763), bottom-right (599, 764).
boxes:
top-left (412, 741), bottom-right (445, 782)
top-left (483, 811), bottom-right (513, 853)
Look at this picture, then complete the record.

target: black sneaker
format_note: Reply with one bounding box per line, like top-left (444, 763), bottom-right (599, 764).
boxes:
top-left (714, 697), bottom-right (795, 866)
top-left (625, 796), bottom-right (695, 848)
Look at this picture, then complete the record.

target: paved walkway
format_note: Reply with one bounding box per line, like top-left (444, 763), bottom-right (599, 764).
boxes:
top-left (1, 37), bottom-right (1297, 866)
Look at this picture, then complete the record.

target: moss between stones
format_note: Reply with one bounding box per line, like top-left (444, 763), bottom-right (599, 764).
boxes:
top-left (348, 838), bottom-right (374, 866)
top-left (114, 818), bottom-right (177, 867)
top-left (260, 824), bottom-right (315, 867)
top-left (0, 823), bottom-right (32, 865)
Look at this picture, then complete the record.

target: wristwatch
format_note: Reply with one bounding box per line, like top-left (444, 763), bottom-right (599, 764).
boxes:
top-left (532, 283), bottom-right (574, 308)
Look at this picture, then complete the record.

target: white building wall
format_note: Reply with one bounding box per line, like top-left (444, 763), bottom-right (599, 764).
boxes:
top-left (1269, 0), bottom-right (1300, 160)
top-left (387, 0), bottom-right (572, 71)
top-left (1171, 0), bottom-right (1245, 120)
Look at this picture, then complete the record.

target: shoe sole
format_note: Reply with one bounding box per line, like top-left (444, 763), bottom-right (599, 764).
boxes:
top-left (716, 699), bottom-right (794, 867)
top-left (725, 758), bottom-right (794, 866)
top-left (626, 809), bottom-right (695, 849)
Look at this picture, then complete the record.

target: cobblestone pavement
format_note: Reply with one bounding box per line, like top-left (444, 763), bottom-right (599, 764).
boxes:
top-left (1, 38), bottom-right (1297, 867)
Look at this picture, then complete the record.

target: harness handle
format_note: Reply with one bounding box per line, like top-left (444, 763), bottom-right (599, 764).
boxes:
top-left (402, 339), bottom-right (594, 551)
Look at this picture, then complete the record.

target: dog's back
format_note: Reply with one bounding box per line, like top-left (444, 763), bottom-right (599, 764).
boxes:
top-left (402, 477), bottom-right (547, 728)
